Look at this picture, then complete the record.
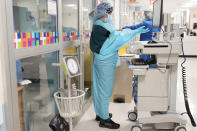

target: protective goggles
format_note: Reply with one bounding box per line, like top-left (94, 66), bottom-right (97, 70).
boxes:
top-left (106, 7), bottom-right (113, 15)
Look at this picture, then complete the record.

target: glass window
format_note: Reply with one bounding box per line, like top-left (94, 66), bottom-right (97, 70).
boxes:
top-left (62, 0), bottom-right (79, 42)
top-left (0, 65), bottom-right (8, 131)
top-left (120, 0), bottom-right (131, 27)
top-left (83, 0), bottom-right (92, 40)
top-left (13, 0), bottom-right (58, 49)
top-left (83, 0), bottom-right (93, 100)
top-left (119, 0), bottom-right (141, 28)
top-left (13, 0), bottom-right (57, 32)
top-left (16, 51), bottom-right (59, 131)
top-left (83, 0), bottom-right (92, 31)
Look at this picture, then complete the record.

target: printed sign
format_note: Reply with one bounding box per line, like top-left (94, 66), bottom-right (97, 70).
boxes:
top-left (14, 32), bottom-right (58, 49)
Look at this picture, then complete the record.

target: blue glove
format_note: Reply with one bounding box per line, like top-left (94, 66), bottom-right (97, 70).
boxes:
top-left (136, 26), bottom-right (150, 34)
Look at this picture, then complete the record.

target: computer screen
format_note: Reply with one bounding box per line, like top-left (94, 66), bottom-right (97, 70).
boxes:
top-left (153, 0), bottom-right (163, 28)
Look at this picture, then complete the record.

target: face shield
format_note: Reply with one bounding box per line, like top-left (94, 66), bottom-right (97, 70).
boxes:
top-left (106, 7), bottom-right (113, 15)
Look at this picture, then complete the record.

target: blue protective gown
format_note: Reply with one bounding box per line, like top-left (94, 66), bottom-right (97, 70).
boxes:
top-left (123, 19), bottom-right (160, 41)
top-left (92, 20), bottom-right (141, 120)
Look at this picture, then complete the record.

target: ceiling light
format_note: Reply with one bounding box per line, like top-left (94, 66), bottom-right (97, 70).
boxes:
top-left (64, 4), bottom-right (77, 7)
top-left (83, 8), bottom-right (89, 12)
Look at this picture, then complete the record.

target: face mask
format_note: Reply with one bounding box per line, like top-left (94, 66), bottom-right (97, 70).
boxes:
top-left (104, 15), bottom-right (111, 23)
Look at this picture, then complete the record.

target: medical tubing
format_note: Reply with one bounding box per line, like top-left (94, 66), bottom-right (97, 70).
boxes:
top-left (181, 38), bottom-right (196, 127)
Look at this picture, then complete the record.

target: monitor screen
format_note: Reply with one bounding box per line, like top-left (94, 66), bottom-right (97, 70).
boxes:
top-left (193, 23), bottom-right (197, 30)
top-left (153, 0), bottom-right (163, 28)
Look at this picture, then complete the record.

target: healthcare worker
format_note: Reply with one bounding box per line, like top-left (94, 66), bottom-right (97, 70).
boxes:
top-left (123, 11), bottom-right (160, 41)
top-left (89, 2), bottom-right (149, 129)
top-left (123, 11), bottom-right (160, 104)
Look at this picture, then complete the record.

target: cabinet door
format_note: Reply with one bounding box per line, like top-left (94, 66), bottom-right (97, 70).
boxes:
top-left (62, 0), bottom-right (79, 43)
top-left (16, 52), bottom-right (59, 131)
top-left (138, 69), bottom-right (169, 97)
top-left (83, 0), bottom-right (93, 101)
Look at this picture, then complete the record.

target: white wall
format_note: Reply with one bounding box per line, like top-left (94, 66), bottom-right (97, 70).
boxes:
top-left (189, 8), bottom-right (197, 30)
top-left (183, 36), bottom-right (197, 56)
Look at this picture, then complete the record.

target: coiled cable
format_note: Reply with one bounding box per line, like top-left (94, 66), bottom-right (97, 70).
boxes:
top-left (181, 38), bottom-right (196, 127)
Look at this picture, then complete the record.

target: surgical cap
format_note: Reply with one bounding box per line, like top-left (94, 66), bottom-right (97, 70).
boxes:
top-left (89, 2), bottom-right (113, 21)
top-left (144, 11), bottom-right (153, 20)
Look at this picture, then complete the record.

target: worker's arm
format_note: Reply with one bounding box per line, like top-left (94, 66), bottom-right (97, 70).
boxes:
top-left (152, 27), bottom-right (161, 32)
top-left (116, 29), bottom-right (123, 31)
top-left (100, 26), bottom-right (149, 55)
top-left (122, 22), bottom-right (145, 30)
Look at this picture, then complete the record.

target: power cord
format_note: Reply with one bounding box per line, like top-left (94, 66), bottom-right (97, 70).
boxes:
top-left (181, 38), bottom-right (196, 127)
top-left (155, 30), bottom-right (196, 126)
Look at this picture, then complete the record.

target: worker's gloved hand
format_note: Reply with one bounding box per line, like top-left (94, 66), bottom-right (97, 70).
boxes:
top-left (116, 29), bottom-right (123, 31)
top-left (136, 26), bottom-right (150, 34)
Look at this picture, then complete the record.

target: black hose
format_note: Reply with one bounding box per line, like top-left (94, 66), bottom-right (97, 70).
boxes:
top-left (181, 38), bottom-right (196, 127)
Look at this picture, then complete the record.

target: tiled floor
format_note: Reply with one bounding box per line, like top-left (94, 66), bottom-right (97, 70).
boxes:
top-left (74, 58), bottom-right (197, 131)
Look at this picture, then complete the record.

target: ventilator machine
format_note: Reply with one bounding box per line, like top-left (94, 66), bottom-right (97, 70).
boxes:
top-left (126, 0), bottom-right (196, 130)
top-left (127, 41), bottom-right (190, 131)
